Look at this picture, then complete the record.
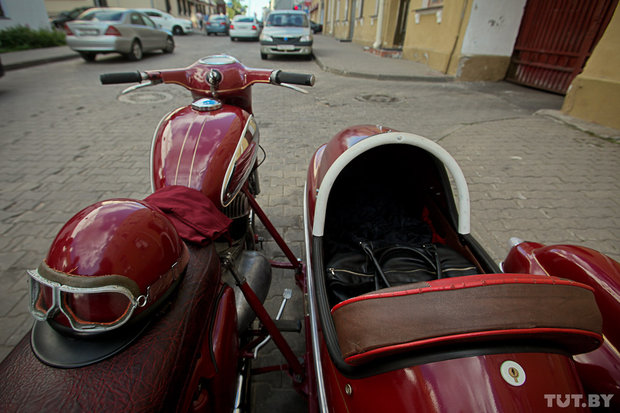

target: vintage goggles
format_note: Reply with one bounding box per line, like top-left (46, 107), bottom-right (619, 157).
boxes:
top-left (27, 263), bottom-right (148, 334)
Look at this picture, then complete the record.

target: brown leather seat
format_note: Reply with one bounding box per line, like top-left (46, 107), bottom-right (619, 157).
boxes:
top-left (0, 243), bottom-right (235, 412)
top-left (331, 273), bottom-right (603, 366)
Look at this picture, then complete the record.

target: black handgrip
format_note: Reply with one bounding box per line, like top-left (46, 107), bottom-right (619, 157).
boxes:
top-left (274, 71), bottom-right (315, 86)
top-left (100, 71), bottom-right (142, 85)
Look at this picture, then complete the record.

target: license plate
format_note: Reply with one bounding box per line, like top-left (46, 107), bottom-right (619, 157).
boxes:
top-left (277, 45), bottom-right (295, 51)
top-left (78, 29), bottom-right (99, 36)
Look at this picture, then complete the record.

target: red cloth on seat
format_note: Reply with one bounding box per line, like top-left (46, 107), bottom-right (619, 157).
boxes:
top-left (145, 186), bottom-right (232, 245)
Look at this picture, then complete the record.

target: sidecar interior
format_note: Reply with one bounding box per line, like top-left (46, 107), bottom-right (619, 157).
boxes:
top-left (310, 130), bottom-right (603, 373)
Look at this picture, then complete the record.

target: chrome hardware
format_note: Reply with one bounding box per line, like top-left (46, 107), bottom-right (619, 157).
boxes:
top-left (207, 69), bottom-right (223, 97)
top-left (121, 81), bottom-right (155, 95)
top-left (253, 288), bottom-right (292, 358)
top-left (192, 98), bottom-right (222, 112)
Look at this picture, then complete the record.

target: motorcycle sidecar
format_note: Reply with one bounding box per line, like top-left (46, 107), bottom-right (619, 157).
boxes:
top-left (303, 126), bottom-right (604, 412)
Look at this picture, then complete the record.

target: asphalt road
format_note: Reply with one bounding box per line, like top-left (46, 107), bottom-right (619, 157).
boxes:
top-left (1, 34), bottom-right (618, 411)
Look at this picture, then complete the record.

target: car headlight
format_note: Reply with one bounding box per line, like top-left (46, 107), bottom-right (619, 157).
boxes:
top-left (301, 34), bottom-right (313, 42)
top-left (260, 33), bottom-right (273, 42)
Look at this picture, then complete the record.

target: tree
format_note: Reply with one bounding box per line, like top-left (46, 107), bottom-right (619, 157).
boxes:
top-left (227, 0), bottom-right (247, 19)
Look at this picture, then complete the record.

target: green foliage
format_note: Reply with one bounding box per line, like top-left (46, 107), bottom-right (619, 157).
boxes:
top-left (0, 26), bottom-right (66, 53)
top-left (227, 0), bottom-right (247, 19)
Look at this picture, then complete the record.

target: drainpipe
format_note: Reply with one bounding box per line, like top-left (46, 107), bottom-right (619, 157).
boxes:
top-left (329, 0), bottom-right (335, 35)
top-left (373, 0), bottom-right (385, 49)
top-left (445, 0), bottom-right (469, 73)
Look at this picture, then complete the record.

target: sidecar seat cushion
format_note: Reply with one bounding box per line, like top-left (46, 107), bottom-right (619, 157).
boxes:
top-left (331, 273), bottom-right (602, 366)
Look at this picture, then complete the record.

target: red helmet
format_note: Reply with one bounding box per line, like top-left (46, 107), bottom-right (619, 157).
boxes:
top-left (28, 199), bottom-right (189, 335)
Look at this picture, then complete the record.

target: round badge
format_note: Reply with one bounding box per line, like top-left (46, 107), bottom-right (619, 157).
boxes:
top-left (192, 98), bottom-right (222, 112)
top-left (500, 360), bottom-right (526, 386)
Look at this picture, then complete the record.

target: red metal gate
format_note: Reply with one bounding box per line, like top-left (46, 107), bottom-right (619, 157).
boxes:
top-left (506, 0), bottom-right (618, 94)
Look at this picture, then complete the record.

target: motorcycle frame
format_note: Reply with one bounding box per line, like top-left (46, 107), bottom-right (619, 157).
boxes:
top-left (238, 186), bottom-right (316, 407)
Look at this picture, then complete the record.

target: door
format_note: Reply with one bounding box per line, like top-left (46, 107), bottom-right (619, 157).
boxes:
top-left (506, 0), bottom-right (618, 94)
top-left (393, 0), bottom-right (410, 47)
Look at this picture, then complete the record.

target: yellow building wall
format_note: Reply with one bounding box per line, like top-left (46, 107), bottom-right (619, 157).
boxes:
top-left (331, 0), bottom-right (351, 39)
top-left (401, 0), bottom-right (470, 73)
top-left (562, 6), bottom-right (620, 129)
top-left (351, 0), bottom-right (382, 46)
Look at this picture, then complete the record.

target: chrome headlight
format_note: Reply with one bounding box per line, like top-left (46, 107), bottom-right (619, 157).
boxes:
top-left (301, 34), bottom-right (313, 42)
top-left (260, 33), bottom-right (273, 42)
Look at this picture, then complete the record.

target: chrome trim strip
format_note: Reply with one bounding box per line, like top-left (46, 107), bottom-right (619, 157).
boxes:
top-left (312, 132), bottom-right (471, 236)
top-left (188, 116), bottom-right (208, 187)
top-left (220, 115), bottom-right (257, 207)
top-left (174, 114), bottom-right (195, 185)
top-left (150, 107), bottom-right (185, 193)
top-left (303, 182), bottom-right (329, 413)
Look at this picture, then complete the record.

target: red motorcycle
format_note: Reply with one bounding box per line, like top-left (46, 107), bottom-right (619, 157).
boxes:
top-left (0, 56), bottom-right (618, 413)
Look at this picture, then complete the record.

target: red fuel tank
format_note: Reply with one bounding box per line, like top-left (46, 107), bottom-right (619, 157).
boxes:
top-left (151, 100), bottom-right (259, 209)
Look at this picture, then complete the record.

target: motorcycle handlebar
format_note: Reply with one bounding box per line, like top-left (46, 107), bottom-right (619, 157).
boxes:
top-left (100, 71), bottom-right (144, 85)
top-left (273, 71), bottom-right (315, 87)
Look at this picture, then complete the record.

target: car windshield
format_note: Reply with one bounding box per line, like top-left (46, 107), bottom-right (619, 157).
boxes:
top-left (210, 16), bottom-right (226, 22)
top-left (266, 13), bottom-right (308, 27)
top-left (235, 17), bottom-right (254, 23)
top-left (78, 11), bottom-right (124, 21)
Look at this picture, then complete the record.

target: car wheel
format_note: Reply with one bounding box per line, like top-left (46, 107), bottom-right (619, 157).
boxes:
top-left (230, 36), bottom-right (236, 41)
top-left (127, 40), bottom-right (143, 61)
top-left (163, 36), bottom-right (175, 53)
top-left (172, 26), bottom-right (183, 35)
top-left (260, 52), bottom-right (268, 60)
top-left (79, 52), bottom-right (97, 62)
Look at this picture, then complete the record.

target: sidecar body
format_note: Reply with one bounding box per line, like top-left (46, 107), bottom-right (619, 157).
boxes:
top-left (304, 126), bottom-right (611, 412)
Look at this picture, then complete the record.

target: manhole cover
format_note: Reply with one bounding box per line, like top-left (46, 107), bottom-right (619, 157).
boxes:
top-left (118, 91), bottom-right (173, 104)
top-left (355, 94), bottom-right (402, 103)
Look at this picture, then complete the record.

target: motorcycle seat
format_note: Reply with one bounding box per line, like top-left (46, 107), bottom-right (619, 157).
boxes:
top-left (0, 243), bottom-right (229, 412)
top-left (330, 273), bottom-right (603, 366)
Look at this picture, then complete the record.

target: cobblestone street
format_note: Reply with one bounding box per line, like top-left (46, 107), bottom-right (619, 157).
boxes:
top-left (1, 34), bottom-right (619, 411)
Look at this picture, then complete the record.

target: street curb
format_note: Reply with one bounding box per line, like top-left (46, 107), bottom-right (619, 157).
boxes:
top-left (4, 53), bottom-right (80, 71)
top-left (312, 53), bottom-right (454, 83)
top-left (535, 109), bottom-right (620, 143)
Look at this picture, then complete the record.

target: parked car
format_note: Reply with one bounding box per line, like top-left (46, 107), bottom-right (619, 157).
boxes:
top-left (229, 15), bottom-right (260, 41)
top-left (206, 15), bottom-right (230, 36)
top-left (50, 7), bottom-right (91, 29)
top-left (136, 8), bottom-right (193, 35)
top-left (65, 8), bottom-right (175, 62)
top-left (310, 20), bottom-right (323, 33)
top-left (259, 10), bottom-right (312, 60)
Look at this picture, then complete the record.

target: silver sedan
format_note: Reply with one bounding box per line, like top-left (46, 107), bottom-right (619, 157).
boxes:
top-left (65, 8), bottom-right (174, 62)
top-left (229, 16), bottom-right (260, 41)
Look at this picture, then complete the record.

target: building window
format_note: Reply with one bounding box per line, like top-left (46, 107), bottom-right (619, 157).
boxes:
top-left (356, 0), bottom-right (363, 18)
top-left (422, 0), bottom-right (442, 6)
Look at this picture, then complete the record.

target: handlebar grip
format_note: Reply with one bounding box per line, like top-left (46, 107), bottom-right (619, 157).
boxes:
top-left (274, 71), bottom-right (315, 87)
top-left (100, 71), bottom-right (143, 85)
